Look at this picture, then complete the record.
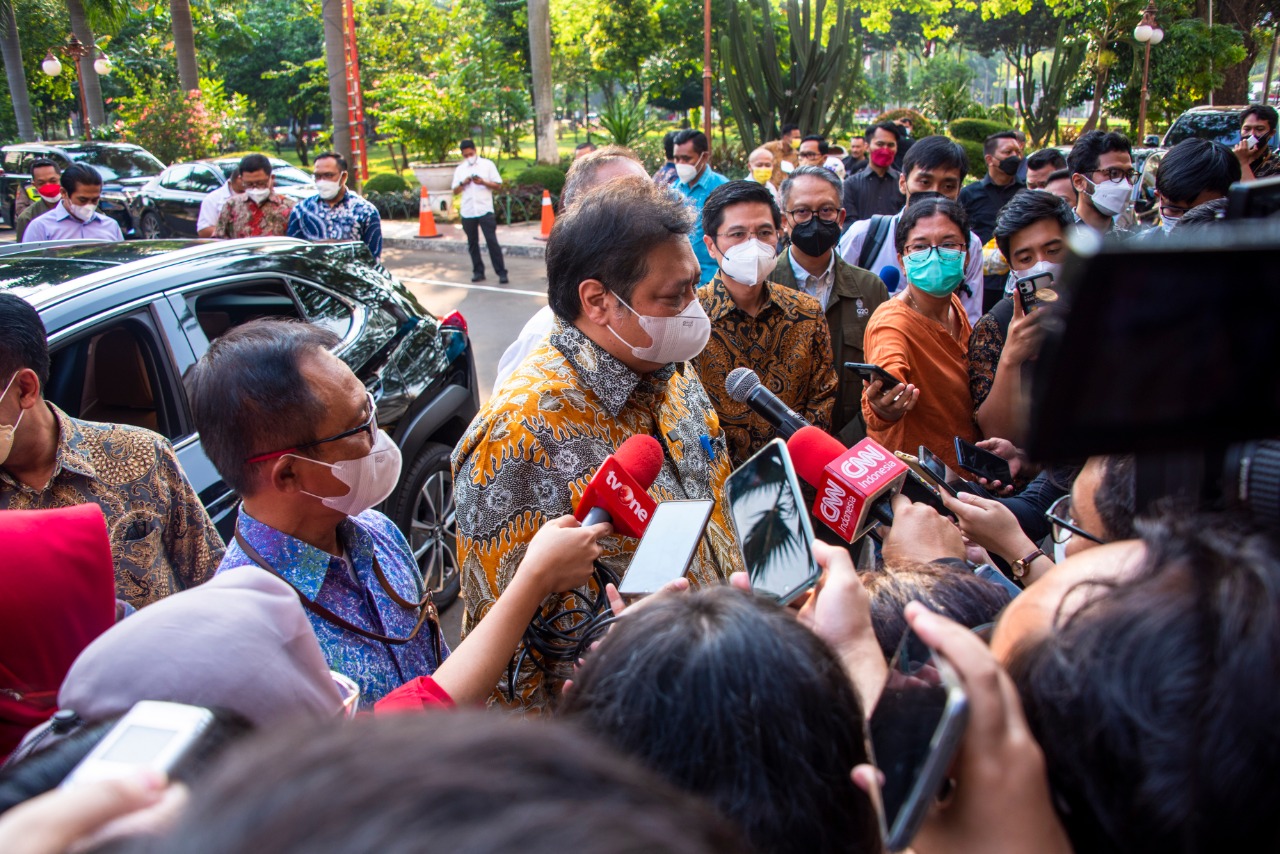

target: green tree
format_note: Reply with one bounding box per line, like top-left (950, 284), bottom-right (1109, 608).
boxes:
top-left (0, 0), bottom-right (35, 140)
top-left (917, 54), bottom-right (980, 129)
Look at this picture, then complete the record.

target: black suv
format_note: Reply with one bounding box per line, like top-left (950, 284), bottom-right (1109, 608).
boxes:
top-left (0, 142), bottom-right (166, 237)
top-left (1, 238), bottom-right (477, 607)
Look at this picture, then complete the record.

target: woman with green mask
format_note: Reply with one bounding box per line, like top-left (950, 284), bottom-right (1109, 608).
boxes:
top-left (859, 197), bottom-right (981, 467)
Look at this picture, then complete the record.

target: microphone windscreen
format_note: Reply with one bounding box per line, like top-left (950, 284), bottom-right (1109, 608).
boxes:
top-left (725, 367), bottom-right (761, 403)
top-left (787, 425), bottom-right (848, 488)
top-left (878, 265), bottom-right (900, 290)
top-left (614, 434), bottom-right (665, 489)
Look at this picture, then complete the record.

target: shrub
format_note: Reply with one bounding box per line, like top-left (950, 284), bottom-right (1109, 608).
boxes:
top-left (950, 118), bottom-right (1012, 143)
top-left (364, 172), bottom-right (410, 193)
top-left (987, 105), bottom-right (1017, 125)
top-left (513, 165), bottom-right (566, 194)
top-left (874, 108), bottom-right (934, 139)
top-left (117, 82), bottom-right (227, 164)
top-left (951, 138), bottom-right (987, 179)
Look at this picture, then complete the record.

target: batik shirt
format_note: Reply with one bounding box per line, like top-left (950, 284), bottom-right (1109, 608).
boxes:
top-left (452, 318), bottom-right (745, 712)
top-left (0, 404), bottom-right (224, 609)
top-left (287, 192), bottom-right (383, 260)
top-left (694, 275), bottom-right (838, 466)
top-left (214, 193), bottom-right (294, 239)
top-left (217, 509), bottom-right (448, 704)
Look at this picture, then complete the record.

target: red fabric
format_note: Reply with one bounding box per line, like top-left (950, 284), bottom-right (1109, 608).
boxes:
top-left (373, 676), bottom-right (454, 714)
top-left (0, 505), bottom-right (116, 759)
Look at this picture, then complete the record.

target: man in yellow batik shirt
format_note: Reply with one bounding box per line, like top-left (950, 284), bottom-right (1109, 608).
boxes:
top-left (452, 177), bottom-right (745, 711)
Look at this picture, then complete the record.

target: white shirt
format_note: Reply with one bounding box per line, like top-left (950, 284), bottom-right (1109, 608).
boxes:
top-left (493, 305), bottom-right (556, 393)
top-left (452, 157), bottom-right (502, 218)
top-left (836, 211), bottom-right (984, 326)
top-left (197, 184), bottom-right (236, 233)
top-left (787, 249), bottom-right (836, 310)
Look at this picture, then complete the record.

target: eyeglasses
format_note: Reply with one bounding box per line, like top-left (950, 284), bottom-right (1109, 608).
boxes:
top-left (903, 243), bottom-right (966, 261)
top-left (246, 391), bottom-right (377, 464)
top-left (1045, 495), bottom-right (1104, 545)
top-left (714, 227), bottom-right (778, 244)
top-left (1160, 202), bottom-right (1192, 218)
top-left (798, 151), bottom-right (824, 161)
top-left (1089, 168), bottom-right (1137, 184)
top-left (787, 205), bottom-right (841, 223)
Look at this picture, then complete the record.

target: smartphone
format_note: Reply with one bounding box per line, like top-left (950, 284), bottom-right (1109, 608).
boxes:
top-left (973, 563), bottom-right (1023, 598)
top-left (617, 499), bottom-right (715, 600)
top-left (844, 362), bottom-right (905, 392)
top-left (898, 469), bottom-right (957, 521)
top-left (725, 439), bottom-right (821, 605)
top-left (894, 451), bottom-right (958, 498)
top-left (869, 628), bottom-right (970, 852)
top-left (62, 701), bottom-right (215, 787)
top-left (953, 437), bottom-right (1013, 484)
top-left (1013, 271), bottom-right (1058, 314)
top-left (917, 446), bottom-right (993, 499)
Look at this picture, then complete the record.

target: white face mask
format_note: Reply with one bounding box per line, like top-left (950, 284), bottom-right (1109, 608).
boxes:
top-left (38, 192), bottom-right (61, 205)
top-left (1005, 258), bottom-right (1064, 295)
top-left (607, 293), bottom-right (712, 365)
top-left (465, 155), bottom-right (478, 166)
top-left (292, 429), bottom-right (403, 517)
top-left (719, 237), bottom-right (778, 286)
top-left (246, 187), bottom-right (271, 204)
top-left (0, 372), bottom-right (23, 467)
top-left (1160, 214), bottom-right (1181, 235)
top-left (1085, 177), bottom-right (1131, 218)
top-left (315, 179), bottom-right (343, 201)
top-left (68, 202), bottom-right (97, 221)
top-left (675, 162), bottom-right (700, 185)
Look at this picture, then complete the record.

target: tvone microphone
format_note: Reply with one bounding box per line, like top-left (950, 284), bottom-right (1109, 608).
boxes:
top-left (878, 265), bottom-right (901, 293)
top-left (725, 368), bottom-right (809, 440)
top-left (787, 426), bottom-right (909, 543)
top-left (574, 434), bottom-right (664, 538)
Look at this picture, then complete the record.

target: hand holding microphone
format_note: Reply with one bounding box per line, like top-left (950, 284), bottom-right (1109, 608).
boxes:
top-left (574, 434), bottom-right (664, 537)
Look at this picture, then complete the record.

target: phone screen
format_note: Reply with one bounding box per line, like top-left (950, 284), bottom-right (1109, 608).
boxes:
top-left (618, 499), bottom-right (715, 597)
top-left (869, 628), bottom-right (970, 851)
top-left (917, 446), bottom-right (992, 499)
top-left (953, 438), bottom-right (1012, 484)
top-left (898, 470), bottom-right (956, 520)
top-left (725, 439), bottom-right (820, 605)
top-left (100, 726), bottom-right (181, 764)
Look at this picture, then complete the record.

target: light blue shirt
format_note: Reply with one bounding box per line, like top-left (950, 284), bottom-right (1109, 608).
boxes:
top-left (787, 248), bottom-right (836, 310)
top-left (22, 203), bottom-right (123, 243)
top-left (677, 167), bottom-right (730, 285)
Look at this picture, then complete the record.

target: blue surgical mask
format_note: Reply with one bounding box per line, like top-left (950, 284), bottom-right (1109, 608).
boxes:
top-left (903, 249), bottom-right (965, 297)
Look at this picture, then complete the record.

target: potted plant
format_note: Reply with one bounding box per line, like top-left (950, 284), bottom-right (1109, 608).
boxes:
top-left (371, 73), bottom-right (472, 213)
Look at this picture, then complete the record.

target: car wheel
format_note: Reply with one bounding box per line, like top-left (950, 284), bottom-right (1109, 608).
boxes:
top-left (139, 210), bottom-right (165, 239)
top-left (389, 441), bottom-right (460, 610)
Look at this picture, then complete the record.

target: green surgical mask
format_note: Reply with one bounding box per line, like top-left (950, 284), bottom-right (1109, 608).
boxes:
top-left (903, 248), bottom-right (965, 296)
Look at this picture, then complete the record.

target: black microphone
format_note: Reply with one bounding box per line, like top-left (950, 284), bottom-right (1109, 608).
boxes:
top-left (725, 368), bottom-right (809, 439)
top-left (878, 265), bottom-right (901, 293)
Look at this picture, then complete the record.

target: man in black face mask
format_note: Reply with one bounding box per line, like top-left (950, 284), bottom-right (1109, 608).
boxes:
top-left (959, 131), bottom-right (1026, 245)
top-left (772, 165), bottom-right (889, 445)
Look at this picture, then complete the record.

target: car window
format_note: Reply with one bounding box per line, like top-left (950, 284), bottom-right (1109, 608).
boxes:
top-left (160, 165), bottom-right (194, 191)
top-left (68, 147), bottom-right (165, 181)
top-left (2, 151), bottom-right (22, 172)
top-left (294, 283), bottom-right (354, 339)
top-left (1164, 112), bottom-right (1240, 148)
top-left (272, 166), bottom-right (314, 187)
top-left (186, 279), bottom-right (305, 342)
top-left (188, 166), bottom-right (223, 193)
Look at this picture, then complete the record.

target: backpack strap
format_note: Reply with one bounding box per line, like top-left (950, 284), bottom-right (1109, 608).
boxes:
top-left (858, 214), bottom-right (892, 271)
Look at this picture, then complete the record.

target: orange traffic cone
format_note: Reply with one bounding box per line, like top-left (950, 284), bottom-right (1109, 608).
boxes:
top-left (416, 187), bottom-right (442, 239)
top-left (534, 189), bottom-right (555, 241)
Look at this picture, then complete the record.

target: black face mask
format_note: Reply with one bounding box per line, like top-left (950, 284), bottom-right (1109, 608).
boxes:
top-left (999, 155), bottom-right (1022, 177)
top-left (789, 216), bottom-right (842, 257)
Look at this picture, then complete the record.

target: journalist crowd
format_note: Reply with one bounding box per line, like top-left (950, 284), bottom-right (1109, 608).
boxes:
top-left (2, 102), bottom-right (1279, 854)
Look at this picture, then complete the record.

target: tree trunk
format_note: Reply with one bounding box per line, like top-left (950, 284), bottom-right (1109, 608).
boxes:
top-left (527, 0), bottom-right (557, 164)
top-left (0, 0), bottom-right (35, 141)
top-left (1216, 32), bottom-right (1258, 103)
top-left (321, 0), bottom-right (353, 170)
top-left (64, 0), bottom-right (105, 130)
top-left (1081, 64), bottom-right (1109, 135)
top-left (170, 0), bottom-right (200, 91)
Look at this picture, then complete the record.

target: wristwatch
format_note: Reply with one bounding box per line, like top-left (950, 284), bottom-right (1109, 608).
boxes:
top-left (1010, 547), bottom-right (1046, 580)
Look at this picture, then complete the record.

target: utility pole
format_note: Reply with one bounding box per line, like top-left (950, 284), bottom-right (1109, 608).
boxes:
top-left (528, 0), bottom-right (558, 164)
top-left (322, 0), bottom-right (352, 169)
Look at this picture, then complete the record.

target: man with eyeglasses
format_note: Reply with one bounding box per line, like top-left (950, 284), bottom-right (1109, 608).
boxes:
top-left (213, 153), bottom-right (295, 239)
top-left (287, 151), bottom-right (383, 261)
top-left (691, 181), bottom-right (838, 464)
top-left (1066, 130), bottom-right (1135, 235)
top-left (771, 165), bottom-right (888, 446)
top-left (1150, 138), bottom-right (1240, 236)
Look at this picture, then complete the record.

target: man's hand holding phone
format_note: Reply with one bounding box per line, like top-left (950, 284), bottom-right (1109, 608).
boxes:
top-left (940, 493), bottom-right (1040, 572)
top-left (1004, 295), bottom-right (1047, 367)
top-left (865, 377), bottom-right (920, 423)
top-left (882, 493), bottom-right (966, 566)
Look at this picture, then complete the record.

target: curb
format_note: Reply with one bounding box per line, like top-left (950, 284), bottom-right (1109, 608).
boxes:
top-left (383, 235), bottom-right (546, 259)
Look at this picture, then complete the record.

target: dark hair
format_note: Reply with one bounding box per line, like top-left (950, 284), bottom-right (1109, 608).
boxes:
top-left (228, 166), bottom-right (242, 181)
top-left (313, 151), bottom-right (347, 174)
top-left (60, 163), bottom-right (101, 195)
top-left (1067, 130), bottom-right (1132, 177)
top-left (673, 129), bottom-right (709, 154)
top-left (561, 145), bottom-right (643, 210)
top-left (238, 153), bottom-right (273, 177)
top-left (894, 196), bottom-right (970, 253)
top-left (865, 121), bottom-right (900, 143)
top-left (983, 130), bottom-right (1019, 157)
top-left (1007, 513), bottom-right (1280, 854)
top-left (575, 141), bottom-right (597, 153)
top-left (662, 130), bottom-right (677, 160)
top-left (902, 135), bottom-right (968, 179)
top-left (781, 123), bottom-right (800, 135)
top-left (1154, 138), bottom-right (1240, 204)
top-left (153, 711), bottom-right (744, 854)
top-left (863, 563), bottom-right (1013, 658)
top-left (1094, 454), bottom-right (1136, 542)
top-left (801, 133), bottom-right (827, 148)
top-left (546, 177), bottom-right (693, 321)
top-left (701, 180), bottom-right (781, 238)
top-left (1026, 148), bottom-right (1067, 171)
top-left (28, 158), bottom-right (58, 175)
top-left (779, 164), bottom-right (842, 208)
top-left (993, 190), bottom-right (1075, 261)
top-left (1046, 167), bottom-right (1073, 185)
top-left (1177, 197), bottom-right (1230, 228)
top-left (184, 319), bottom-right (341, 495)
top-left (1240, 103), bottom-right (1279, 131)
top-left (459, 138), bottom-right (476, 152)
top-left (0, 293), bottom-right (49, 390)
top-left (560, 587), bottom-right (880, 854)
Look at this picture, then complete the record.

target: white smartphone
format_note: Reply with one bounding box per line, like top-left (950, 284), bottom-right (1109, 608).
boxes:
top-left (618, 499), bottom-right (715, 600)
top-left (61, 701), bottom-right (216, 787)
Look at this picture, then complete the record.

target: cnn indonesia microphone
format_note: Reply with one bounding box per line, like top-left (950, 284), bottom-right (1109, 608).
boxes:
top-left (573, 434), bottom-right (665, 538)
top-left (725, 368), bottom-right (809, 440)
top-left (787, 426), bottom-right (909, 543)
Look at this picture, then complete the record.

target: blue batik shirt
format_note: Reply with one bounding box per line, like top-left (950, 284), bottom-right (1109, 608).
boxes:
top-left (287, 191), bottom-right (383, 260)
top-left (676, 167), bottom-right (730, 285)
top-left (217, 508), bottom-right (447, 703)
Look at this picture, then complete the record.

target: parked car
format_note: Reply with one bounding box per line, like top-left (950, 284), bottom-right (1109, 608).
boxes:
top-left (130, 157), bottom-right (317, 238)
top-left (0, 142), bottom-right (165, 236)
top-left (2, 237), bottom-right (477, 608)
top-left (1161, 105), bottom-right (1280, 151)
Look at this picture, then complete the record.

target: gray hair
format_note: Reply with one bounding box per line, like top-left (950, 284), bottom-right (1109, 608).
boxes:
top-left (780, 165), bottom-right (842, 209)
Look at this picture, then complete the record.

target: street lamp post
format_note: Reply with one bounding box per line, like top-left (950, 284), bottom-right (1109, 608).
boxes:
top-left (1133, 1), bottom-right (1164, 142)
top-left (41, 34), bottom-right (98, 140)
